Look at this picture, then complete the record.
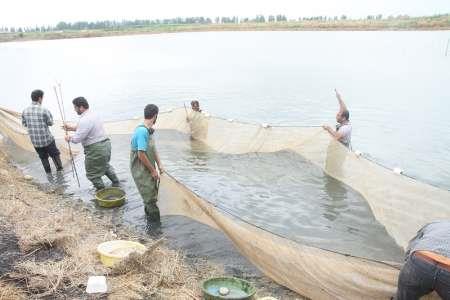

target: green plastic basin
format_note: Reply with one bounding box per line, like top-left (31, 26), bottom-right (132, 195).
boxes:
top-left (95, 187), bottom-right (126, 208)
top-left (202, 277), bottom-right (256, 300)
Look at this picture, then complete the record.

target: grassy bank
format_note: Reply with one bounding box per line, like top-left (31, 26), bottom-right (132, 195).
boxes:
top-left (0, 150), bottom-right (220, 299)
top-left (1, 15), bottom-right (449, 43)
top-left (0, 150), bottom-right (301, 299)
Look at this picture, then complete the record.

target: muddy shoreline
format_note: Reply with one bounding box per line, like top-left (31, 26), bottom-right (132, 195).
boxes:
top-left (0, 150), bottom-right (302, 299)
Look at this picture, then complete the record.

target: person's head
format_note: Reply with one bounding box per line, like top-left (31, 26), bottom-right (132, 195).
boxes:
top-left (72, 97), bottom-right (89, 115)
top-left (336, 109), bottom-right (350, 124)
top-left (191, 100), bottom-right (200, 112)
top-left (31, 89), bottom-right (44, 103)
top-left (144, 104), bottom-right (159, 125)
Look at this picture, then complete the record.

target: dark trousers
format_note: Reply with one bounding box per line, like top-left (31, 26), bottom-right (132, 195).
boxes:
top-left (34, 140), bottom-right (60, 160)
top-left (396, 252), bottom-right (450, 300)
top-left (34, 140), bottom-right (62, 173)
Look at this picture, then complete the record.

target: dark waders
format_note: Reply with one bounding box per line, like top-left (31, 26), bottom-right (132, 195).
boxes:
top-left (84, 139), bottom-right (119, 190)
top-left (130, 136), bottom-right (160, 221)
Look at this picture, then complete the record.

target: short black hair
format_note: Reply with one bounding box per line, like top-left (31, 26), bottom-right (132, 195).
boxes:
top-left (72, 97), bottom-right (89, 109)
top-left (342, 110), bottom-right (350, 121)
top-left (31, 89), bottom-right (44, 102)
top-left (144, 104), bottom-right (159, 119)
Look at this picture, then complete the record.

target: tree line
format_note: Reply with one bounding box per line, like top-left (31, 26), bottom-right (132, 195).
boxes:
top-left (1, 14), bottom-right (448, 33)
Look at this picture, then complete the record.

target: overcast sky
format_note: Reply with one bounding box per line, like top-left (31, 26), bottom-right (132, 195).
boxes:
top-left (2, 0), bottom-right (449, 27)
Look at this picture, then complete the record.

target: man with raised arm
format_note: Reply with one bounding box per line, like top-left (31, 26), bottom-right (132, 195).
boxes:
top-left (22, 89), bottom-right (63, 174)
top-left (130, 104), bottom-right (165, 221)
top-left (322, 89), bottom-right (352, 148)
top-left (64, 97), bottom-right (119, 190)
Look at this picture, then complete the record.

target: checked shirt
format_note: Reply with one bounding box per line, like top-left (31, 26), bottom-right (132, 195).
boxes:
top-left (21, 102), bottom-right (55, 148)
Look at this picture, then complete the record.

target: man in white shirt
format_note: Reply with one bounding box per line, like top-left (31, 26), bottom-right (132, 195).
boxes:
top-left (64, 97), bottom-right (119, 190)
top-left (323, 89), bottom-right (352, 148)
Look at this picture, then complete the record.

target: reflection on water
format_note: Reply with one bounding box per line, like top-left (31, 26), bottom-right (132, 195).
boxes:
top-left (1, 129), bottom-right (404, 262)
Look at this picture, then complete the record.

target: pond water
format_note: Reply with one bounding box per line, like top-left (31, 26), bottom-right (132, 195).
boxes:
top-left (1, 30), bottom-right (449, 266)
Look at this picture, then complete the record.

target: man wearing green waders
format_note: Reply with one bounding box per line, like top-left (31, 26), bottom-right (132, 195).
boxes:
top-left (130, 104), bottom-right (165, 221)
top-left (64, 97), bottom-right (120, 190)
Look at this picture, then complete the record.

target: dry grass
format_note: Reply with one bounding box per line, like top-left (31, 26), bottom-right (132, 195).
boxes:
top-left (0, 151), bottom-right (221, 299)
top-left (109, 239), bottom-right (205, 299)
top-left (0, 280), bottom-right (27, 300)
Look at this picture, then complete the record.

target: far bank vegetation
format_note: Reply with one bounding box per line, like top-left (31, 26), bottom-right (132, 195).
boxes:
top-left (1, 14), bottom-right (449, 43)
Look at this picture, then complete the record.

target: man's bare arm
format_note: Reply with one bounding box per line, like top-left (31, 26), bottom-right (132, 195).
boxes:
top-left (322, 125), bottom-right (344, 141)
top-left (138, 151), bottom-right (159, 179)
top-left (62, 123), bottom-right (77, 131)
top-left (154, 148), bottom-right (164, 174)
top-left (335, 89), bottom-right (348, 114)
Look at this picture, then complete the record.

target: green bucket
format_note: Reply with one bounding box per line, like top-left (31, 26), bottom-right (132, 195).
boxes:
top-left (202, 277), bottom-right (256, 300)
top-left (95, 187), bottom-right (126, 208)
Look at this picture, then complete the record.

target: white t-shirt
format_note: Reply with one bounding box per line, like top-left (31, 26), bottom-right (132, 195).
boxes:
top-left (337, 123), bottom-right (352, 148)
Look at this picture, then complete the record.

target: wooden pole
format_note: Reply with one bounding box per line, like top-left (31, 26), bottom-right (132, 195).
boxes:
top-left (445, 38), bottom-right (449, 57)
top-left (183, 103), bottom-right (189, 120)
top-left (57, 83), bottom-right (66, 120)
top-left (53, 85), bottom-right (80, 187)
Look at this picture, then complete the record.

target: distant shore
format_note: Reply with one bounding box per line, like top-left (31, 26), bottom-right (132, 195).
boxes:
top-left (1, 16), bottom-right (449, 43)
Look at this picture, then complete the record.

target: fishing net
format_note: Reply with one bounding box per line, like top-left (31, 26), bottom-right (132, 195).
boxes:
top-left (1, 106), bottom-right (448, 299)
top-left (0, 107), bottom-right (77, 162)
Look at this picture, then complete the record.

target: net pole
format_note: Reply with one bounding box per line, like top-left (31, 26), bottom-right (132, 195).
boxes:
top-left (183, 103), bottom-right (188, 118)
top-left (446, 38), bottom-right (449, 57)
top-left (53, 85), bottom-right (80, 187)
top-left (57, 82), bottom-right (67, 120)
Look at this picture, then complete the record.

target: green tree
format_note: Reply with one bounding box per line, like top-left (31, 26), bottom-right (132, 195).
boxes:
top-left (56, 21), bottom-right (69, 30)
top-left (276, 15), bottom-right (287, 22)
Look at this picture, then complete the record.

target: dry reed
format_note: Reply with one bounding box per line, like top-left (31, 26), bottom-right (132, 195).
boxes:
top-left (0, 279), bottom-right (26, 300)
top-left (0, 151), bottom-right (220, 299)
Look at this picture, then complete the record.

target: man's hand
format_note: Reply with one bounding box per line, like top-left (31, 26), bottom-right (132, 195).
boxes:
top-left (151, 169), bottom-right (160, 180)
top-left (64, 134), bottom-right (71, 142)
top-left (158, 166), bottom-right (165, 175)
top-left (322, 125), bottom-right (331, 132)
top-left (62, 123), bottom-right (76, 131)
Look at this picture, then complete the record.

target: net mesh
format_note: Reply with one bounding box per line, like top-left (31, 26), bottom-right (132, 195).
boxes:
top-left (0, 107), bottom-right (77, 162)
top-left (1, 106), bottom-right (447, 299)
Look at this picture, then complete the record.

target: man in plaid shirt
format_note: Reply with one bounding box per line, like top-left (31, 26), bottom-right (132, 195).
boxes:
top-left (22, 89), bottom-right (63, 174)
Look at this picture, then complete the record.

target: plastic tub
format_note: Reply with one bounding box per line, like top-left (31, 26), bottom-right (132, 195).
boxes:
top-left (202, 277), bottom-right (256, 300)
top-left (97, 240), bottom-right (147, 267)
top-left (95, 187), bottom-right (126, 208)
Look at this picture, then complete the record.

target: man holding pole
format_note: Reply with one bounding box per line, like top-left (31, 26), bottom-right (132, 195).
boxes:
top-left (64, 97), bottom-right (119, 190)
top-left (130, 104), bottom-right (164, 221)
top-left (22, 89), bottom-right (63, 174)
